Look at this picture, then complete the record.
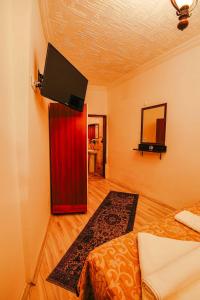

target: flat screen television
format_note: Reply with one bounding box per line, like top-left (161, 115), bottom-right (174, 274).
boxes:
top-left (39, 43), bottom-right (88, 112)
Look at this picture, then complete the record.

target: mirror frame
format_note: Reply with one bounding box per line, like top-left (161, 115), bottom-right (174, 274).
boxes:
top-left (140, 103), bottom-right (167, 145)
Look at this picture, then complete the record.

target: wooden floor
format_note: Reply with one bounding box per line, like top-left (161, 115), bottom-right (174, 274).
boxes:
top-left (28, 177), bottom-right (175, 300)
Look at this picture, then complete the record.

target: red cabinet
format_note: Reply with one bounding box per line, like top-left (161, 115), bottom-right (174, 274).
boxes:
top-left (49, 103), bottom-right (87, 214)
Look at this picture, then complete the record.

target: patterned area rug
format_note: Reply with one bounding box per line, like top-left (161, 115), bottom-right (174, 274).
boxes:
top-left (47, 191), bottom-right (138, 293)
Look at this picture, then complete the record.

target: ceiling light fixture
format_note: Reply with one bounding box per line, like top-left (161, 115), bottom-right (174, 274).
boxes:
top-left (171, 0), bottom-right (198, 30)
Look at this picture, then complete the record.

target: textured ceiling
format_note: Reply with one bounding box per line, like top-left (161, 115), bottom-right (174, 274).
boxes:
top-left (39, 0), bottom-right (200, 85)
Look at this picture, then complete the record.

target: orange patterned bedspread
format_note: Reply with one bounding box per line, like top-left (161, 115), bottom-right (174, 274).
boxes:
top-left (77, 201), bottom-right (200, 300)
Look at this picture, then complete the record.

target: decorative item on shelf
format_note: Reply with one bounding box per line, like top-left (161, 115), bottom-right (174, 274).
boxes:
top-left (170, 0), bottom-right (198, 31)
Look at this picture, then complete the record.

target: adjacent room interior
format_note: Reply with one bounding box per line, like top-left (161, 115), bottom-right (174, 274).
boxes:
top-left (88, 114), bottom-right (106, 178)
top-left (1, 0), bottom-right (200, 299)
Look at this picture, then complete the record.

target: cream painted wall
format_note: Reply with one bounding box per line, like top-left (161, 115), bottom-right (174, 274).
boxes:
top-left (0, 0), bottom-right (50, 298)
top-left (86, 85), bottom-right (108, 115)
top-left (108, 44), bottom-right (200, 209)
top-left (22, 0), bottom-right (50, 281)
top-left (0, 2), bottom-right (26, 299)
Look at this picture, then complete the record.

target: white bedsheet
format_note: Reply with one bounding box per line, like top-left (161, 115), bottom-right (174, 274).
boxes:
top-left (138, 232), bottom-right (200, 300)
top-left (175, 210), bottom-right (200, 233)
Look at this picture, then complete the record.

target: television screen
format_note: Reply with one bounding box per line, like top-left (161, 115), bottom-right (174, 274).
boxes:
top-left (40, 43), bottom-right (88, 112)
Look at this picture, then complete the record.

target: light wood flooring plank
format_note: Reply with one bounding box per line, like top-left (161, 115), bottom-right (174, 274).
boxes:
top-left (28, 176), bottom-right (175, 300)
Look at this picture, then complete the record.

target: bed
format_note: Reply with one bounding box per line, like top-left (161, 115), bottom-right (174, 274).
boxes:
top-left (77, 201), bottom-right (200, 300)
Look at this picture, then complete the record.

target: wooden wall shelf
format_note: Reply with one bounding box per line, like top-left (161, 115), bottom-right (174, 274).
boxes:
top-left (133, 149), bottom-right (166, 159)
top-left (133, 144), bottom-right (167, 159)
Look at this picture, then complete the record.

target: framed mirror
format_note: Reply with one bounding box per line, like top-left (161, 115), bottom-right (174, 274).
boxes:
top-left (141, 103), bottom-right (167, 145)
top-left (88, 123), bottom-right (99, 141)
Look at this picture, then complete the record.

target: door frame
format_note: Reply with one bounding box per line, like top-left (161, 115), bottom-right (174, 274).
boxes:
top-left (88, 114), bottom-right (107, 178)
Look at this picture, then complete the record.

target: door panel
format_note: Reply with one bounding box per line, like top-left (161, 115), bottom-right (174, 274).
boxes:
top-left (49, 103), bottom-right (87, 214)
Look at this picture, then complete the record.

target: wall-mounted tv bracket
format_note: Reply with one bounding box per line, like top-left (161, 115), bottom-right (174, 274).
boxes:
top-left (33, 71), bottom-right (44, 89)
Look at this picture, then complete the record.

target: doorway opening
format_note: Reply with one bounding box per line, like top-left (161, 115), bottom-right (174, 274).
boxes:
top-left (88, 114), bottom-right (107, 178)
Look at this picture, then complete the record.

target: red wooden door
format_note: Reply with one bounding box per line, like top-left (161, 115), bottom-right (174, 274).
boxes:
top-left (49, 103), bottom-right (87, 214)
